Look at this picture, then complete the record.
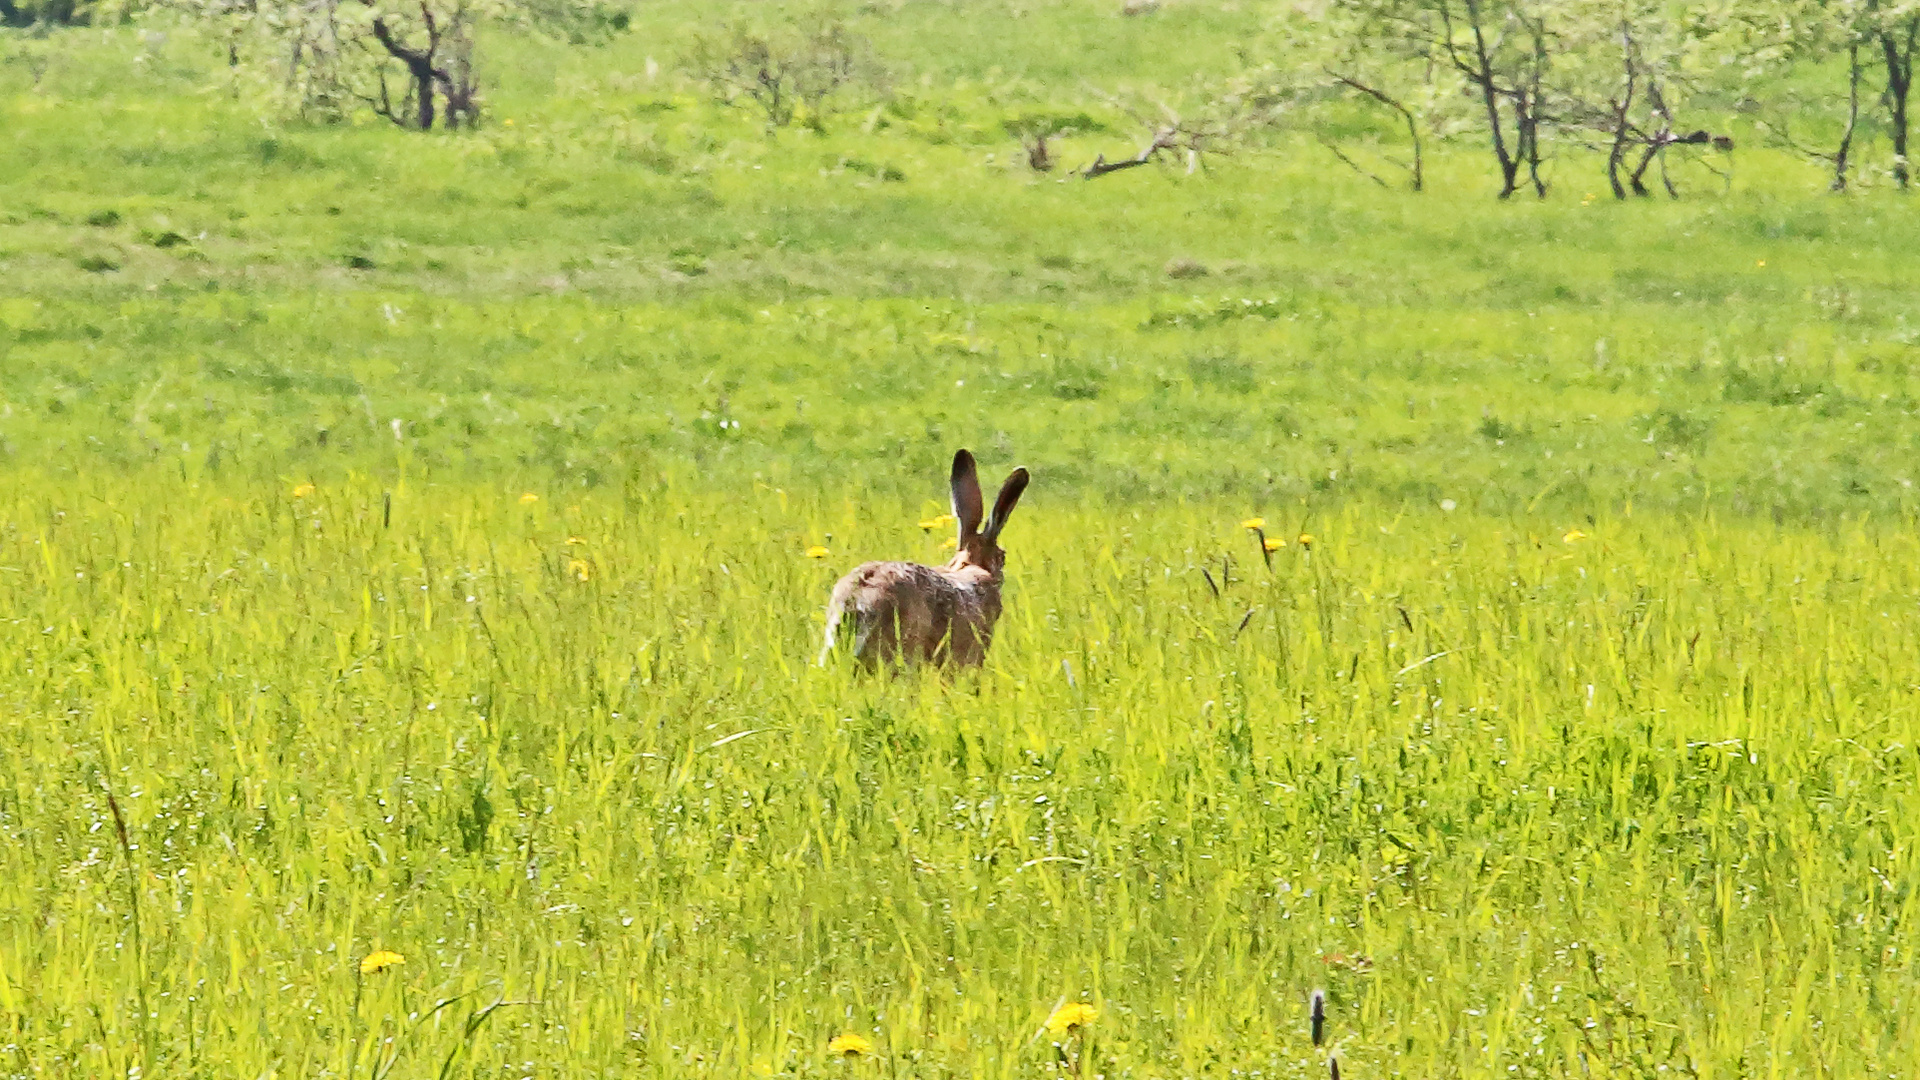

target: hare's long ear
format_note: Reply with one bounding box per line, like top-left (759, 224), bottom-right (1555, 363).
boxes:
top-left (984, 468), bottom-right (1029, 543)
top-left (950, 449), bottom-right (984, 542)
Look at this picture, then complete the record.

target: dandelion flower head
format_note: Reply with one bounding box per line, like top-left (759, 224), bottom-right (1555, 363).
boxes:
top-left (1239, 517), bottom-right (1265, 531)
top-left (1263, 537), bottom-right (1284, 553)
top-left (919, 513), bottom-right (957, 531)
top-left (807, 545), bottom-right (831, 559)
top-left (827, 1032), bottom-right (874, 1058)
top-left (1046, 1001), bottom-right (1098, 1039)
top-left (291, 482), bottom-right (316, 499)
top-left (1297, 533), bottom-right (1315, 548)
top-left (519, 492), bottom-right (540, 505)
top-left (568, 558), bottom-right (592, 582)
top-left (1563, 529), bottom-right (1588, 544)
top-left (359, 949), bottom-right (405, 975)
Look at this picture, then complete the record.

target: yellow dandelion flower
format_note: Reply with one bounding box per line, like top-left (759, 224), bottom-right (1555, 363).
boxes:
top-left (807, 545), bottom-right (831, 559)
top-left (1046, 1002), bottom-right (1097, 1039)
top-left (568, 558), bottom-right (592, 582)
top-left (1263, 536), bottom-right (1284, 553)
top-left (1756, 259), bottom-right (1766, 268)
top-left (565, 535), bottom-right (587, 546)
top-left (918, 513), bottom-right (957, 531)
top-left (359, 949), bottom-right (404, 975)
top-left (938, 537), bottom-right (956, 549)
top-left (291, 482), bottom-right (316, 499)
top-left (1239, 517), bottom-right (1265, 531)
top-left (827, 1032), bottom-right (874, 1058)
top-left (518, 492), bottom-right (539, 505)
top-left (1563, 529), bottom-right (1588, 544)
top-left (1297, 533), bottom-right (1315, 549)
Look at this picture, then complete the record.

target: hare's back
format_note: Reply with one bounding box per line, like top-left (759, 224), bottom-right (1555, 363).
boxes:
top-left (830, 560), bottom-right (956, 616)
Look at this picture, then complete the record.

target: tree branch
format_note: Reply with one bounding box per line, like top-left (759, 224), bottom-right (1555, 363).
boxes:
top-left (1316, 134), bottom-right (1389, 187)
top-left (1324, 68), bottom-right (1424, 190)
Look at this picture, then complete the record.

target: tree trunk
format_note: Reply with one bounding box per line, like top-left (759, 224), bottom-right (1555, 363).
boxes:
top-left (1606, 109), bottom-right (1631, 199)
top-left (1607, 20), bottom-right (1638, 199)
top-left (1408, 115), bottom-right (1424, 192)
top-left (1881, 19), bottom-right (1915, 188)
top-left (1605, 48), bottom-right (1635, 197)
top-left (442, 76), bottom-right (475, 128)
top-left (414, 61), bottom-right (435, 129)
top-left (1461, 0), bottom-right (1520, 198)
top-left (1522, 19), bottom-right (1548, 197)
top-left (1628, 136), bottom-right (1661, 196)
top-left (1834, 41), bottom-right (1861, 191)
top-left (371, 11), bottom-right (442, 130)
top-left (1519, 93), bottom-right (1546, 197)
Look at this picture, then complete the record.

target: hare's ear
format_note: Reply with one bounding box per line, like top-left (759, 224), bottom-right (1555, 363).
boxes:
top-left (950, 449), bottom-right (984, 541)
top-left (984, 468), bottom-right (1029, 542)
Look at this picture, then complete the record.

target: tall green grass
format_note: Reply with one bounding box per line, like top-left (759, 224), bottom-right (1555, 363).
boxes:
top-left (1, 472), bottom-right (1917, 1075)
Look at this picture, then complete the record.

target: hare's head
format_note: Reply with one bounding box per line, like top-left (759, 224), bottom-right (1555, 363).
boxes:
top-left (946, 449), bottom-right (1029, 579)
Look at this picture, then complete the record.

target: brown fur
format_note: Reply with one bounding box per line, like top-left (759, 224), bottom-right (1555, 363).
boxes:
top-left (820, 450), bottom-right (1029, 668)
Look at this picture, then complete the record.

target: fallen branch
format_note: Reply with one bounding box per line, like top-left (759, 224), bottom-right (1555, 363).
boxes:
top-left (1082, 126), bottom-right (1179, 178)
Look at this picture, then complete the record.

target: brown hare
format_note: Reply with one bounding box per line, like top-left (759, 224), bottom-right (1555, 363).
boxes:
top-left (820, 449), bottom-right (1030, 668)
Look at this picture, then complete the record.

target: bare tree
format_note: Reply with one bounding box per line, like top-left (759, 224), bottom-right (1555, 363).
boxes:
top-left (171, 0), bottom-right (628, 129)
top-left (1560, 5), bottom-right (1731, 199)
top-left (689, 15), bottom-right (879, 131)
top-left (1445, 0), bottom-right (1552, 197)
top-left (1870, 0), bottom-right (1919, 186)
top-left (1746, 0), bottom-right (1881, 190)
top-left (361, 0), bottom-right (481, 130)
top-left (1306, 3), bottom-right (1437, 192)
top-left (1779, 35), bottom-right (1872, 191)
top-left (1322, 0), bottom-right (1556, 198)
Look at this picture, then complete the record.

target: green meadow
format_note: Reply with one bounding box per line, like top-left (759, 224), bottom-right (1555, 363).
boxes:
top-left (4, 3), bottom-right (1920, 1076)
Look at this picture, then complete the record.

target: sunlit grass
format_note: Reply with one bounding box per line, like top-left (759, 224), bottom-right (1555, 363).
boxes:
top-left (1, 469), bottom-right (1916, 1075)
